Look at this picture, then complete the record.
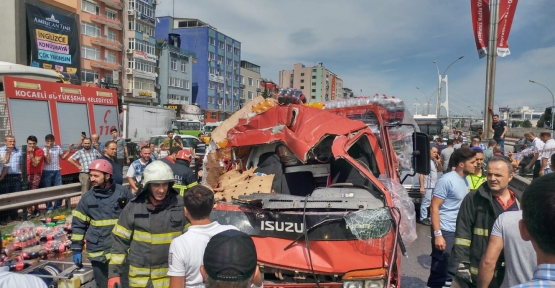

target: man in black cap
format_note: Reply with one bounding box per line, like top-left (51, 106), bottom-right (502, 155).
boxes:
top-left (201, 230), bottom-right (263, 288)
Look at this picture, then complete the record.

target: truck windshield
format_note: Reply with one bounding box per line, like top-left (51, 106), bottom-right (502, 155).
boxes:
top-left (414, 118), bottom-right (442, 137)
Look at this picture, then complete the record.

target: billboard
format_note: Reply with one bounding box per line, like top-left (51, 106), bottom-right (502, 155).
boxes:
top-left (26, 4), bottom-right (81, 81)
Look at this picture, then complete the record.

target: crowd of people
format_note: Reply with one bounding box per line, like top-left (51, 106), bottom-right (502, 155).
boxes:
top-left (419, 120), bottom-right (555, 287)
top-left (0, 130), bottom-right (206, 225)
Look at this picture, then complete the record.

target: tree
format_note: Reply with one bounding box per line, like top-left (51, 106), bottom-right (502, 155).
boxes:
top-left (522, 119), bottom-right (532, 128)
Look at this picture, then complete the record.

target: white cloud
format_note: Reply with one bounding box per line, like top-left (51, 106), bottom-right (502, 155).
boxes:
top-left (156, 0), bottom-right (555, 113)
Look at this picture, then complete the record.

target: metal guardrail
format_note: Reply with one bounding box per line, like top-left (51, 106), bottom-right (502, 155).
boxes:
top-left (509, 174), bottom-right (530, 199)
top-left (0, 183), bottom-right (129, 212)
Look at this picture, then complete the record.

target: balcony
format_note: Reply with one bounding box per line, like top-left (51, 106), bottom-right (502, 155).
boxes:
top-left (91, 36), bottom-right (123, 51)
top-left (91, 15), bottom-right (123, 30)
top-left (98, 0), bottom-right (123, 10)
top-left (89, 59), bottom-right (122, 70)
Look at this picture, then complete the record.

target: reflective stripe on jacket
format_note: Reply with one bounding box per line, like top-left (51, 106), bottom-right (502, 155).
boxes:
top-left (70, 182), bottom-right (132, 262)
top-left (448, 185), bottom-right (520, 286)
top-left (109, 187), bottom-right (186, 287)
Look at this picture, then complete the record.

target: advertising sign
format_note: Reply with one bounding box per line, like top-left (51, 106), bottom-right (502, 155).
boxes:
top-left (209, 74), bottom-right (224, 83)
top-left (331, 76), bottom-right (337, 100)
top-left (134, 50), bottom-right (157, 63)
top-left (470, 0), bottom-right (518, 59)
top-left (26, 4), bottom-right (81, 81)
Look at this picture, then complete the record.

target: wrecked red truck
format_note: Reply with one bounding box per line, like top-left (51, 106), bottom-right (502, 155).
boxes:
top-left (205, 96), bottom-right (430, 288)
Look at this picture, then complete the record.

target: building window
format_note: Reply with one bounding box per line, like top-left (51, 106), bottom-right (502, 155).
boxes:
top-left (234, 47), bottom-right (240, 55)
top-left (241, 75), bottom-right (244, 84)
top-left (81, 0), bottom-right (98, 14)
top-left (81, 22), bottom-right (100, 37)
top-left (234, 74), bottom-right (240, 81)
top-left (107, 30), bottom-right (116, 41)
top-left (218, 98), bottom-right (223, 105)
top-left (312, 82), bottom-right (316, 85)
top-left (312, 89), bottom-right (316, 92)
top-left (181, 62), bottom-right (186, 72)
top-left (209, 67), bottom-right (215, 74)
top-left (209, 37), bottom-right (215, 46)
top-left (248, 91), bottom-right (253, 99)
top-left (226, 58), bottom-right (232, 66)
top-left (208, 52), bottom-right (215, 60)
top-left (234, 61), bottom-right (239, 68)
top-left (233, 87), bottom-right (239, 95)
top-left (300, 86), bottom-right (304, 89)
top-left (208, 81), bottom-right (216, 89)
top-left (248, 77), bottom-right (253, 86)
top-left (226, 44), bottom-right (232, 52)
top-left (312, 76), bottom-right (316, 79)
top-left (106, 51), bottom-right (116, 63)
top-left (82, 46), bottom-right (100, 60)
top-left (81, 69), bottom-right (98, 83)
top-left (301, 73), bottom-right (305, 76)
top-left (256, 80), bottom-right (260, 88)
top-left (130, 38), bottom-right (155, 54)
top-left (219, 41), bottom-right (225, 49)
top-left (128, 38), bottom-right (135, 50)
top-left (134, 59), bottom-right (155, 73)
top-left (312, 68), bottom-right (316, 72)
top-left (128, 19), bottom-right (135, 30)
top-left (300, 79), bottom-right (305, 83)
top-left (218, 55), bottom-right (224, 63)
top-left (104, 74), bottom-right (113, 83)
top-left (105, 8), bottom-right (117, 20)
top-left (185, 80), bottom-right (190, 89)
top-left (171, 59), bottom-right (177, 70)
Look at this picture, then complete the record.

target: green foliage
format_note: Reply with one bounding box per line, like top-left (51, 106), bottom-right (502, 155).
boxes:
top-left (522, 120), bottom-right (532, 128)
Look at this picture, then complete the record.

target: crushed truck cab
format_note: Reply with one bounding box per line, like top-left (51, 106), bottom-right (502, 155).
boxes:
top-left (207, 97), bottom-right (430, 287)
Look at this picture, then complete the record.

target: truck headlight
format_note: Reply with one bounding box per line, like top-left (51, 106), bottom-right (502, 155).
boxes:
top-left (343, 281), bottom-right (364, 288)
top-left (365, 279), bottom-right (385, 288)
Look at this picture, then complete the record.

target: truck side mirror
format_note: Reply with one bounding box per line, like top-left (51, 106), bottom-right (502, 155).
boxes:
top-left (412, 132), bottom-right (430, 175)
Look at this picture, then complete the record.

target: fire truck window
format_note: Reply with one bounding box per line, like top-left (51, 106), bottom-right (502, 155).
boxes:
top-left (8, 99), bottom-right (52, 145)
top-left (347, 136), bottom-right (380, 178)
top-left (57, 103), bottom-right (90, 146)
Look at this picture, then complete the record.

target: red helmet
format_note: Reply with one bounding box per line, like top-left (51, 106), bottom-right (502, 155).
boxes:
top-left (89, 159), bottom-right (113, 175)
top-left (176, 149), bottom-right (192, 162)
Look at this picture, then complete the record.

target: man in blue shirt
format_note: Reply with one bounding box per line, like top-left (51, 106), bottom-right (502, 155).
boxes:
top-left (427, 147), bottom-right (477, 288)
top-left (512, 173), bottom-right (555, 288)
top-left (0, 135), bottom-right (22, 224)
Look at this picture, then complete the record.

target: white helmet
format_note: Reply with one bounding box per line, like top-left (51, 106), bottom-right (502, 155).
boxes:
top-left (141, 160), bottom-right (175, 187)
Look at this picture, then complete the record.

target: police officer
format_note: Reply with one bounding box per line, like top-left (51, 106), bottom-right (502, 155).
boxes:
top-left (71, 159), bottom-right (132, 288)
top-left (108, 160), bottom-right (187, 288)
top-left (171, 149), bottom-right (198, 196)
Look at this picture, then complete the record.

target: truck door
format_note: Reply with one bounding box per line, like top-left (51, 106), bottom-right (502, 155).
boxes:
top-left (57, 102), bottom-right (90, 146)
top-left (8, 99), bottom-right (53, 145)
top-left (92, 105), bottom-right (119, 144)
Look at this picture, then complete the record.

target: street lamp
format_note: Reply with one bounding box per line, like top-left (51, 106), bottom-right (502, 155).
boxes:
top-left (529, 80), bottom-right (555, 129)
top-left (433, 56), bottom-right (464, 117)
top-left (416, 87), bottom-right (432, 115)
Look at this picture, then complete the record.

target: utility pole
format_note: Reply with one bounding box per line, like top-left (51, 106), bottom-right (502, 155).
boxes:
top-left (483, 0), bottom-right (500, 140)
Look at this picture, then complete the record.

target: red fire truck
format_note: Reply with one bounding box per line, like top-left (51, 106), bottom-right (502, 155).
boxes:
top-left (0, 65), bottom-right (119, 178)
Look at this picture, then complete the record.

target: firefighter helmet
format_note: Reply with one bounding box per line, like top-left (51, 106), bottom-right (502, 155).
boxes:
top-left (141, 160), bottom-right (175, 186)
top-left (89, 159), bottom-right (113, 175)
top-left (176, 149), bottom-right (192, 162)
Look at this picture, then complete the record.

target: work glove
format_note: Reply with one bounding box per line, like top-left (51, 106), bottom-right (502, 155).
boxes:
top-left (72, 251), bottom-right (83, 268)
top-left (108, 276), bottom-right (121, 288)
top-left (456, 262), bottom-right (472, 284)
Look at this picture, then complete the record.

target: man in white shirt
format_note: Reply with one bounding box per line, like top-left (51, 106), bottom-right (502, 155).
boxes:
top-left (523, 132), bottom-right (544, 180)
top-left (168, 185), bottom-right (237, 288)
top-left (539, 131), bottom-right (555, 176)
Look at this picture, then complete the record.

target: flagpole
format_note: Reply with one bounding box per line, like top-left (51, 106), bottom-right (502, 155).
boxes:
top-left (483, 0), bottom-right (500, 140)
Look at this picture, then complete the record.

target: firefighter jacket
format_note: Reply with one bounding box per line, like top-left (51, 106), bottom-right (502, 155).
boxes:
top-left (448, 184), bottom-right (520, 286)
top-left (109, 186), bottom-right (186, 288)
top-left (70, 181), bottom-right (132, 262)
top-left (171, 159), bottom-right (198, 196)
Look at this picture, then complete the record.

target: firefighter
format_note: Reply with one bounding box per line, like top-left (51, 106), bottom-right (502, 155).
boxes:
top-left (172, 149), bottom-right (198, 196)
top-left (108, 160), bottom-right (187, 288)
top-left (70, 159), bottom-right (132, 288)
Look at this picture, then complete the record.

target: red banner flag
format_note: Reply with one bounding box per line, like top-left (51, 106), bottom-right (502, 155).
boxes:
top-left (496, 0), bottom-right (518, 57)
top-left (470, 0), bottom-right (490, 59)
top-left (471, 0), bottom-right (518, 59)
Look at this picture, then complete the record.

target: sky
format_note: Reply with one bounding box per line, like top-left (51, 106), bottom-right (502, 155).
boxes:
top-left (155, 0), bottom-right (555, 117)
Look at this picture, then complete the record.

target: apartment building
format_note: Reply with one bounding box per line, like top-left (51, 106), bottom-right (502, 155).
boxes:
top-left (156, 34), bottom-right (195, 106)
top-left (239, 60), bottom-right (260, 105)
top-left (279, 63), bottom-right (344, 102)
